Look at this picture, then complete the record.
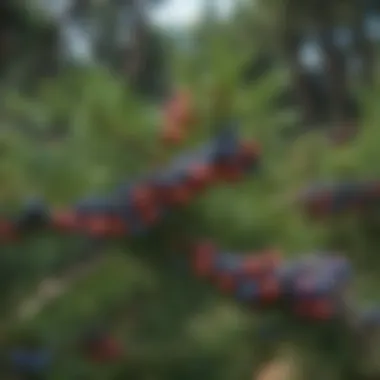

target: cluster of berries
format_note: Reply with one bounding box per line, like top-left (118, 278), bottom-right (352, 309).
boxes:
top-left (299, 180), bottom-right (380, 217)
top-left (162, 90), bottom-right (195, 144)
top-left (192, 242), bottom-right (353, 321)
top-left (8, 330), bottom-right (124, 376)
top-left (8, 336), bottom-right (52, 378)
top-left (0, 129), bottom-right (259, 242)
top-left (9, 348), bottom-right (51, 377)
top-left (81, 329), bottom-right (124, 363)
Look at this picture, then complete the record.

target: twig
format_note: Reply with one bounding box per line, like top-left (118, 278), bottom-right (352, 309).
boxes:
top-left (3, 240), bottom-right (107, 327)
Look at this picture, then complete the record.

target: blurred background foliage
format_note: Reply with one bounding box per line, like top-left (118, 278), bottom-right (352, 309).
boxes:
top-left (1, 0), bottom-right (380, 379)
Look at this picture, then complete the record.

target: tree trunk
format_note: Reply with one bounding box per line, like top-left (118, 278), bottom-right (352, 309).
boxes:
top-left (315, 1), bottom-right (348, 128)
top-left (353, 0), bottom-right (374, 86)
top-left (282, 0), bottom-right (314, 126)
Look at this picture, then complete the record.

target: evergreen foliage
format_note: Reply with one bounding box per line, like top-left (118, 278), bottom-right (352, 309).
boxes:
top-left (1, 1), bottom-right (380, 380)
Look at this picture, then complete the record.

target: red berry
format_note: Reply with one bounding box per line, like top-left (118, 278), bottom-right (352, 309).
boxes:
top-left (216, 274), bottom-right (236, 293)
top-left (193, 242), bottom-right (216, 277)
top-left (0, 220), bottom-right (16, 240)
top-left (51, 210), bottom-right (79, 231)
top-left (168, 184), bottom-right (192, 205)
top-left (260, 278), bottom-right (280, 301)
top-left (187, 164), bottom-right (213, 191)
top-left (86, 216), bottom-right (110, 236)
